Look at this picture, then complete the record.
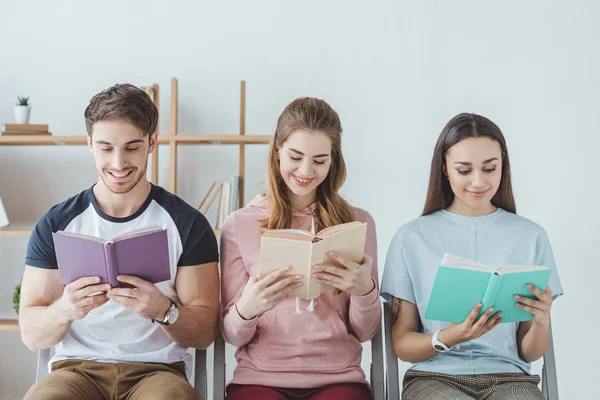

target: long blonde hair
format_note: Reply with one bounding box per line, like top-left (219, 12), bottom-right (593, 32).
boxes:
top-left (261, 97), bottom-right (354, 231)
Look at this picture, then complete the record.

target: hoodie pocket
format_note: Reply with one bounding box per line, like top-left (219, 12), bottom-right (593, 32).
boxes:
top-left (248, 307), bottom-right (351, 371)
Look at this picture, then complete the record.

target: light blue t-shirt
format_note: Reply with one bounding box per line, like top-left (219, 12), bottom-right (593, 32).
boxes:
top-left (380, 208), bottom-right (563, 375)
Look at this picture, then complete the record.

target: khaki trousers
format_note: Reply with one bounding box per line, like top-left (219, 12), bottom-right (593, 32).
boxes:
top-left (23, 359), bottom-right (199, 400)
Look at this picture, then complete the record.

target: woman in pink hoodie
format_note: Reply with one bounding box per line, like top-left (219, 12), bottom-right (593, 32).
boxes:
top-left (220, 97), bottom-right (381, 400)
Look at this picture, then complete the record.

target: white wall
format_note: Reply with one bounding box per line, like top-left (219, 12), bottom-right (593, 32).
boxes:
top-left (0, 1), bottom-right (597, 399)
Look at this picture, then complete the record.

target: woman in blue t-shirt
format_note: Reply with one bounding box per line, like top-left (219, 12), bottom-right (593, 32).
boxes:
top-left (381, 113), bottom-right (563, 400)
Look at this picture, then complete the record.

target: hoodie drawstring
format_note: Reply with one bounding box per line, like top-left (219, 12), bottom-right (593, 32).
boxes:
top-left (295, 297), bottom-right (316, 314)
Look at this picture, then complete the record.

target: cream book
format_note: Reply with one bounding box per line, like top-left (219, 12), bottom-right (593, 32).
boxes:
top-left (259, 221), bottom-right (367, 300)
top-left (0, 196), bottom-right (9, 228)
top-left (198, 181), bottom-right (222, 214)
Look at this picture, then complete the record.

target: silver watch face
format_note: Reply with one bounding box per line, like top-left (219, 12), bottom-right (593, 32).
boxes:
top-left (166, 304), bottom-right (179, 324)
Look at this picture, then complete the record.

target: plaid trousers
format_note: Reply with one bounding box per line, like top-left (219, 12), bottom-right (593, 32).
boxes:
top-left (402, 370), bottom-right (543, 400)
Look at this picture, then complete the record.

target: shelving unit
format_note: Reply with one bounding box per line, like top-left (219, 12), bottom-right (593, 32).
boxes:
top-left (163, 78), bottom-right (271, 207)
top-left (0, 77), bottom-right (272, 331)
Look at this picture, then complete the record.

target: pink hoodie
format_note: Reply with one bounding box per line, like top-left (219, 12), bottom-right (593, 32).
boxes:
top-left (220, 193), bottom-right (381, 389)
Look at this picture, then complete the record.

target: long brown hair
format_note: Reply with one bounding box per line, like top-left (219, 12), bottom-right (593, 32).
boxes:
top-left (261, 97), bottom-right (355, 231)
top-left (422, 113), bottom-right (516, 216)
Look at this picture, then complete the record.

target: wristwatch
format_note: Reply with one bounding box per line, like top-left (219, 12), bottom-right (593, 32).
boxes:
top-left (432, 329), bottom-right (453, 352)
top-left (153, 298), bottom-right (179, 326)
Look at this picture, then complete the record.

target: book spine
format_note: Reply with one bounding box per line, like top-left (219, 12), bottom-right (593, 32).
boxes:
top-left (104, 242), bottom-right (119, 288)
top-left (480, 274), bottom-right (503, 316)
top-left (229, 176), bottom-right (240, 213)
top-left (0, 196), bottom-right (9, 228)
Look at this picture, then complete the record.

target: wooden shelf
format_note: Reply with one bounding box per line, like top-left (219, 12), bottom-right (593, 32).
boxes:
top-left (168, 135), bottom-right (271, 145)
top-left (0, 134), bottom-right (271, 146)
top-left (0, 319), bottom-right (19, 331)
top-left (0, 224), bottom-right (34, 237)
top-left (0, 135), bottom-right (86, 145)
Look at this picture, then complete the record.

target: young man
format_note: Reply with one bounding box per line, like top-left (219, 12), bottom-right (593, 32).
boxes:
top-left (20, 84), bottom-right (219, 400)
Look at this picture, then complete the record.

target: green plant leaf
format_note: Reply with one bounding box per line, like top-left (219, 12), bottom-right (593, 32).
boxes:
top-left (16, 96), bottom-right (30, 106)
top-left (13, 281), bottom-right (21, 314)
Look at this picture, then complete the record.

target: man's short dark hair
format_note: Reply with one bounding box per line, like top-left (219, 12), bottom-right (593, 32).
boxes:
top-left (84, 84), bottom-right (158, 137)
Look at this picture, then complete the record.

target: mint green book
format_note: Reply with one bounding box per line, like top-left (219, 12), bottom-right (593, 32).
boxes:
top-left (424, 254), bottom-right (552, 323)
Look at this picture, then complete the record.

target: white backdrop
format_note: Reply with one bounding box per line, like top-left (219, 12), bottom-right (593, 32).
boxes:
top-left (0, 1), bottom-right (597, 398)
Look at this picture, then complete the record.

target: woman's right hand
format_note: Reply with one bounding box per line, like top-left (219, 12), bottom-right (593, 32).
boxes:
top-left (437, 303), bottom-right (502, 347)
top-left (236, 266), bottom-right (304, 320)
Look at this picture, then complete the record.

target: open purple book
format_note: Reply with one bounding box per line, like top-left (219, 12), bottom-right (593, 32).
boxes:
top-left (52, 226), bottom-right (171, 288)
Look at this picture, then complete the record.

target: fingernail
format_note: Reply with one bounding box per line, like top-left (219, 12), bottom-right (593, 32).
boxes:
top-left (295, 282), bottom-right (303, 287)
top-left (314, 265), bottom-right (323, 270)
top-left (497, 312), bottom-right (502, 316)
top-left (489, 308), bottom-right (494, 313)
top-left (284, 266), bottom-right (291, 271)
top-left (328, 251), bottom-right (334, 256)
top-left (514, 295), bottom-right (520, 299)
top-left (477, 303), bottom-right (482, 308)
top-left (95, 277), bottom-right (101, 282)
top-left (527, 284), bottom-right (532, 288)
top-left (313, 273), bottom-right (320, 278)
top-left (295, 274), bottom-right (303, 279)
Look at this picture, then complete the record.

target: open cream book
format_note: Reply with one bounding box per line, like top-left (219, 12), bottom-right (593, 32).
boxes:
top-left (259, 221), bottom-right (367, 300)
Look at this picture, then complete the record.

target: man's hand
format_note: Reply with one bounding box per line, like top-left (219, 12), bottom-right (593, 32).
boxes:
top-left (55, 276), bottom-right (111, 323)
top-left (106, 275), bottom-right (170, 320)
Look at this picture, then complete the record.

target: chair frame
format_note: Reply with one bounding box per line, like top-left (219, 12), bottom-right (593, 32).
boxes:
top-left (382, 301), bottom-right (559, 400)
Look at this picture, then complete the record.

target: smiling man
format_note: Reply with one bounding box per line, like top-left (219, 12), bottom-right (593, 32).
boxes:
top-left (19, 84), bottom-right (219, 400)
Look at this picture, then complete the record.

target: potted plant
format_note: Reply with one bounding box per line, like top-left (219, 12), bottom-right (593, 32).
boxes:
top-left (14, 96), bottom-right (31, 124)
top-left (13, 281), bottom-right (21, 314)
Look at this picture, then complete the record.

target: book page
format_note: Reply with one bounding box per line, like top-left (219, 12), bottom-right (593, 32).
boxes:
top-left (497, 265), bottom-right (549, 274)
top-left (316, 221), bottom-right (364, 238)
top-left (261, 229), bottom-right (316, 242)
top-left (112, 225), bottom-right (162, 241)
top-left (54, 230), bottom-right (107, 243)
top-left (441, 254), bottom-right (493, 272)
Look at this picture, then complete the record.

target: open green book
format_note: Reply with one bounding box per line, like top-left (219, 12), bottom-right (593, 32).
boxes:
top-left (424, 254), bottom-right (552, 323)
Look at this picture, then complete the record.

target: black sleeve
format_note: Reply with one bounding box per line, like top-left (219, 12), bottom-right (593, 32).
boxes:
top-left (25, 213), bottom-right (58, 269)
top-left (178, 212), bottom-right (219, 267)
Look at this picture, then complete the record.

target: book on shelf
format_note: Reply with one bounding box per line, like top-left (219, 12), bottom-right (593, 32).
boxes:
top-left (216, 182), bottom-right (231, 229)
top-left (259, 221), bottom-right (367, 300)
top-left (198, 176), bottom-right (240, 229)
top-left (424, 253), bottom-right (552, 323)
top-left (0, 196), bottom-right (9, 228)
top-left (229, 176), bottom-right (240, 213)
top-left (1, 124), bottom-right (50, 135)
top-left (198, 181), bottom-right (222, 214)
top-left (52, 226), bottom-right (171, 288)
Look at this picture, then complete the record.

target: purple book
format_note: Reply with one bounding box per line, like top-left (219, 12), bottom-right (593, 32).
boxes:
top-left (52, 227), bottom-right (171, 288)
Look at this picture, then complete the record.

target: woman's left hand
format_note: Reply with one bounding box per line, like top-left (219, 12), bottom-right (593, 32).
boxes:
top-left (515, 284), bottom-right (553, 325)
top-left (313, 252), bottom-right (375, 297)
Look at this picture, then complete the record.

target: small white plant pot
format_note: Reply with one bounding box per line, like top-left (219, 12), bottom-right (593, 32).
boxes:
top-left (14, 105), bottom-right (31, 124)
